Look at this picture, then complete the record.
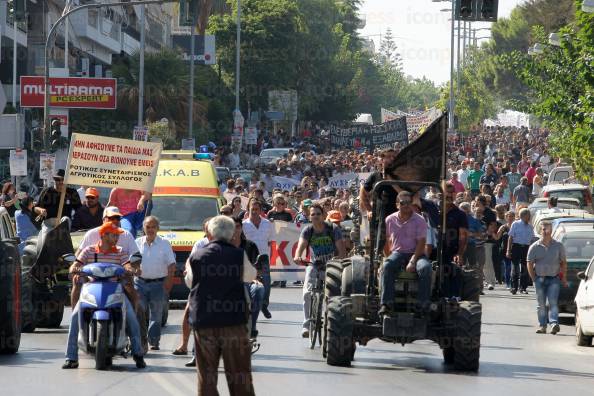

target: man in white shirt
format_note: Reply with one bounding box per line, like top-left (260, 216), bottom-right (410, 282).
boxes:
top-left (76, 206), bottom-right (139, 256)
top-left (135, 216), bottom-right (176, 350)
top-left (243, 198), bottom-right (274, 319)
top-left (457, 162), bottom-right (470, 188)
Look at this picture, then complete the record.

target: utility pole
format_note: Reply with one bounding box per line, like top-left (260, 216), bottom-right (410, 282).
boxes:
top-left (235, 0), bottom-right (241, 111)
top-left (137, 5), bottom-right (146, 128)
top-left (12, 16), bottom-right (17, 107)
top-left (188, 16), bottom-right (195, 138)
top-left (456, 18), bottom-right (461, 96)
top-left (448, 3), bottom-right (455, 133)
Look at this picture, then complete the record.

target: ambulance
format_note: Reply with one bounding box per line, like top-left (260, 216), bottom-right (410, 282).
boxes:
top-left (150, 151), bottom-right (224, 300)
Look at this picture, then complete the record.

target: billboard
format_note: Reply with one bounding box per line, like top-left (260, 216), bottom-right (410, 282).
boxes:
top-left (20, 76), bottom-right (117, 109)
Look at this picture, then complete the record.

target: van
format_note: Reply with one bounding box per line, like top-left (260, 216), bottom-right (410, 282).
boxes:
top-left (150, 151), bottom-right (224, 299)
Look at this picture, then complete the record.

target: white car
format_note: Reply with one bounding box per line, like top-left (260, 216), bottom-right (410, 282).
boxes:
top-left (256, 148), bottom-right (292, 166)
top-left (541, 183), bottom-right (594, 213)
top-left (527, 197), bottom-right (582, 218)
top-left (575, 255), bottom-right (594, 346)
top-left (547, 166), bottom-right (574, 185)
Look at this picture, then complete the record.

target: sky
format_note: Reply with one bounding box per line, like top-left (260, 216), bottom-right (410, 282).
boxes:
top-left (358, 0), bottom-right (527, 85)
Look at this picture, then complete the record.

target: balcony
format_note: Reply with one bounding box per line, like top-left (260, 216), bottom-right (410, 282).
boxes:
top-left (69, 7), bottom-right (121, 54)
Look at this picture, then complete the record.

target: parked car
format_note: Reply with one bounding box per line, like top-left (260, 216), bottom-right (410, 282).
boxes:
top-left (551, 218), bottom-right (594, 235)
top-left (232, 169), bottom-right (256, 184)
top-left (575, 255), bottom-right (594, 346)
top-left (547, 166), bottom-right (574, 185)
top-left (531, 208), bottom-right (593, 236)
top-left (553, 224), bottom-right (594, 313)
top-left (256, 148), bottom-right (292, 166)
top-left (541, 183), bottom-right (593, 213)
top-left (0, 207), bottom-right (21, 354)
top-left (528, 197), bottom-right (582, 218)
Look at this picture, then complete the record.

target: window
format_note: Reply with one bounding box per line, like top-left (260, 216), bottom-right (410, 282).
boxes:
top-left (150, 196), bottom-right (219, 231)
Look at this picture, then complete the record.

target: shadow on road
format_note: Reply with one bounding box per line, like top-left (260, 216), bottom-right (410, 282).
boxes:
top-left (253, 364), bottom-right (352, 375)
top-left (0, 348), bottom-right (65, 367)
top-left (268, 302), bottom-right (303, 312)
top-left (483, 322), bottom-right (533, 328)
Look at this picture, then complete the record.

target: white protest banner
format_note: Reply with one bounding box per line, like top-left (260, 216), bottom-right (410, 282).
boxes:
top-left (381, 108), bottom-right (400, 123)
top-left (268, 221), bottom-right (311, 282)
top-left (272, 176), bottom-right (301, 191)
top-left (65, 133), bottom-right (162, 192)
top-left (328, 173), bottom-right (357, 189)
top-left (9, 149), bottom-right (27, 176)
top-left (39, 153), bottom-right (56, 180)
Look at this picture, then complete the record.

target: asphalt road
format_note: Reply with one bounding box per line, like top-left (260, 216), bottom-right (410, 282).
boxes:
top-left (2, 286), bottom-right (594, 396)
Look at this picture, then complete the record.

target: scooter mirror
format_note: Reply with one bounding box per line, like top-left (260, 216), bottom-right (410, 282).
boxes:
top-left (129, 252), bottom-right (142, 265)
top-left (61, 253), bottom-right (77, 264)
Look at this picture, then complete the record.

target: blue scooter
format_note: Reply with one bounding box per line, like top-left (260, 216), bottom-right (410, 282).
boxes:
top-left (68, 253), bottom-right (141, 370)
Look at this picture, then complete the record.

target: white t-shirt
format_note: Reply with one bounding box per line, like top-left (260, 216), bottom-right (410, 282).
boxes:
top-left (242, 218), bottom-right (274, 256)
top-left (135, 235), bottom-right (176, 279)
top-left (77, 226), bottom-right (139, 256)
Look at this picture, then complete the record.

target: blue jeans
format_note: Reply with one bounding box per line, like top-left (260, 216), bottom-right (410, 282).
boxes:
top-left (66, 296), bottom-right (143, 361)
top-left (260, 255), bottom-right (271, 310)
top-left (535, 276), bottom-right (560, 327)
top-left (249, 283), bottom-right (265, 334)
top-left (134, 278), bottom-right (166, 346)
top-left (381, 252), bottom-right (432, 308)
top-left (120, 201), bottom-right (149, 238)
top-left (501, 257), bottom-right (512, 288)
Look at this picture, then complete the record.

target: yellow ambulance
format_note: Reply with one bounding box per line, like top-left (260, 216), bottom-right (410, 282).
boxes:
top-left (150, 150), bottom-right (224, 299)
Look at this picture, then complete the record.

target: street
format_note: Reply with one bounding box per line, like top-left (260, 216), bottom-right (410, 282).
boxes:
top-left (2, 287), bottom-right (594, 396)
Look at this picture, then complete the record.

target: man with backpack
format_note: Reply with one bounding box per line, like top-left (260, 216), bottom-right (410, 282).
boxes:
top-left (294, 203), bottom-right (346, 338)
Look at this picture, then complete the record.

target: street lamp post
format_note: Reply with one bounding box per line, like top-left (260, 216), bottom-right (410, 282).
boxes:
top-left (449, 4), bottom-right (455, 133)
top-left (138, 5), bottom-right (146, 129)
top-left (235, 0), bottom-right (241, 112)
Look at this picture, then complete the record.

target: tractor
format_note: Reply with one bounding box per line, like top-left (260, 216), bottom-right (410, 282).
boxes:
top-left (322, 180), bottom-right (482, 371)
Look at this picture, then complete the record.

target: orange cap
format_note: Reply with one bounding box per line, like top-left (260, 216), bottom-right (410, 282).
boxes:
top-left (85, 187), bottom-right (99, 198)
top-left (326, 210), bottom-right (342, 224)
top-left (98, 222), bottom-right (124, 236)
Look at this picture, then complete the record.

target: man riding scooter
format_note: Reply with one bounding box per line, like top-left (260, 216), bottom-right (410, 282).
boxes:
top-left (62, 222), bottom-right (146, 369)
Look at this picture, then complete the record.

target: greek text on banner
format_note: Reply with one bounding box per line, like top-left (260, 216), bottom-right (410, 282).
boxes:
top-left (65, 133), bottom-right (162, 192)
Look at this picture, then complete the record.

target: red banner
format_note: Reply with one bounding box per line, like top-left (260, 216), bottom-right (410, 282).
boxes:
top-left (20, 76), bottom-right (117, 109)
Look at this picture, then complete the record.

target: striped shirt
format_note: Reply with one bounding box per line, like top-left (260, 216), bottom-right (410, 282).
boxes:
top-left (77, 244), bottom-right (128, 266)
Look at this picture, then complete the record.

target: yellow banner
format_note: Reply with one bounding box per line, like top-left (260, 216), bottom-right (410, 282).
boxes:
top-left (64, 133), bottom-right (162, 192)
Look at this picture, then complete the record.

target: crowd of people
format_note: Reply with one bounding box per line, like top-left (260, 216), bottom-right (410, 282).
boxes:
top-left (0, 124), bottom-right (574, 393)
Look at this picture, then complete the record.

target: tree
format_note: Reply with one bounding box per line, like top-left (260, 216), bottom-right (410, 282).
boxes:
top-left (502, 2), bottom-right (593, 181)
top-left (378, 28), bottom-right (402, 70)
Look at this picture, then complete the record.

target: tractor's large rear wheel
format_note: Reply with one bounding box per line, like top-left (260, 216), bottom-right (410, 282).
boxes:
top-left (325, 259), bottom-right (351, 299)
top-left (460, 268), bottom-right (481, 302)
top-left (452, 301), bottom-right (482, 371)
top-left (325, 296), bottom-right (354, 367)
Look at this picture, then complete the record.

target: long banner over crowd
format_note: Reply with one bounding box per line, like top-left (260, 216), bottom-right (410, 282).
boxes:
top-left (64, 133), bottom-right (162, 192)
top-left (329, 116), bottom-right (408, 150)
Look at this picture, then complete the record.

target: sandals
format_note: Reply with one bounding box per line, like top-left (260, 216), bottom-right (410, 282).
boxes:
top-left (172, 348), bottom-right (187, 356)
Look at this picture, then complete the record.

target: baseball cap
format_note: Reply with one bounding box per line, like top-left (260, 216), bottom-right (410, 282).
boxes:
top-left (103, 206), bottom-right (122, 218)
top-left (326, 210), bottom-right (342, 224)
top-left (98, 222), bottom-right (124, 236)
top-left (302, 199), bottom-right (313, 207)
top-left (85, 187), bottom-right (99, 198)
top-left (53, 169), bottom-right (65, 179)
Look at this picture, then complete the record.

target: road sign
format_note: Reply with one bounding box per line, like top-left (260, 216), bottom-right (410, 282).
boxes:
top-left (172, 34), bottom-right (217, 65)
top-left (9, 149), bottom-right (27, 176)
top-left (245, 127), bottom-right (258, 145)
top-left (133, 126), bottom-right (149, 141)
top-left (181, 138), bottom-right (196, 151)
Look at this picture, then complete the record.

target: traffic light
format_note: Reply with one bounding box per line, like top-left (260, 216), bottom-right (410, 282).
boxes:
top-left (50, 118), bottom-right (61, 152)
top-left (479, 0), bottom-right (498, 22)
top-left (456, 0), bottom-right (475, 21)
top-left (14, 0), bottom-right (26, 22)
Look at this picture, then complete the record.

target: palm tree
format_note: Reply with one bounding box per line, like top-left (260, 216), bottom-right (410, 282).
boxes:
top-left (111, 49), bottom-right (207, 139)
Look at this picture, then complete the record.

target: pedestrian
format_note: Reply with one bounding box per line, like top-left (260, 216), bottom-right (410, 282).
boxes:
top-left (527, 221), bottom-right (567, 334)
top-left (267, 193), bottom-right (294, 222)
top-left (35, 169), bottom-right (82, 227)
top-left (512, 177), bottom-right (531, 210)
top-left (449, 172), bottom-right (465, 194)
top-left (444, 183), bottom-right (469, 297)
top-left (467, 162), bottom-right (484, 197)
top-left (506, 208), bottom-right (535, 295)
top-left (108, 188), bottom-right (150, 237)
top-left (134, 216), bottom-right (176, 351)
top-left (71, 187), bottom-right (104, 231)
top-left (295, 199), bottom-right (313, 225)
top-left (186, 215), bottom-right (256, 396)
top-left (378, 191), bottom-right (432, 316)
top-left (294, 203), bottom-right (346, 337)
top-left (15, 196), bottom-right (40, 254)
top-left (1, 182), bottom-right (18, 217)
top-left (242, 198), bottom-right (274, 319)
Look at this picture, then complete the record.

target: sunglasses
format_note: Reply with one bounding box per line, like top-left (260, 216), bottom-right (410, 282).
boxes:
top-left (399, 200), bottom-right (412, 206)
